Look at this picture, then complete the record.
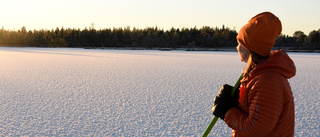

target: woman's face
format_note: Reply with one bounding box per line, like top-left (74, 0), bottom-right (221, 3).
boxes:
top-left (236, 44), bottom-right (250, 63)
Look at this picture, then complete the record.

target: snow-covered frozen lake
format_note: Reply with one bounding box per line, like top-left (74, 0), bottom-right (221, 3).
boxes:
top-left (0, 47), bottom-right (319, 136)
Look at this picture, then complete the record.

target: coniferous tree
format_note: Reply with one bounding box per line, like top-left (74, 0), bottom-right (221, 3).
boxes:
top-left (0, 25), bottom-right (318, 51)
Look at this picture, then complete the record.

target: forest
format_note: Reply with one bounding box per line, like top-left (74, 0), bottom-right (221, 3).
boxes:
top-left (0, 25), bottom-right (319, 51)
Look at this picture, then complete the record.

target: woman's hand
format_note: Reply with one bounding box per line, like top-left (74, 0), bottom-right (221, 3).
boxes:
top-left (212, 84), bottom-right (239, 120)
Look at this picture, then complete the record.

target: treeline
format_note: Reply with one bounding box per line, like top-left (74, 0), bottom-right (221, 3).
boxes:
top-left (0, 26), bottom-right (319, 50)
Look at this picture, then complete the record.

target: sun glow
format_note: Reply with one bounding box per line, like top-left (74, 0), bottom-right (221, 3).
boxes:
top-left (1, 0), bottom-right (320, 36)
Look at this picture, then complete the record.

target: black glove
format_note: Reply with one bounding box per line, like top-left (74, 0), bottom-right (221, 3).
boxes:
top-left (212, 84), bottom-right (239, 120)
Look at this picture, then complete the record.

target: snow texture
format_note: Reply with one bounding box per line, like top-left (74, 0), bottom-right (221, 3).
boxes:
top-left (0, 47), bottom-right (318, 136)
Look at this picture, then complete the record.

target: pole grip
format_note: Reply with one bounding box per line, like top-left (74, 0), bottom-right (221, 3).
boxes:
top-left (202, 73), bottom-right (243, 137)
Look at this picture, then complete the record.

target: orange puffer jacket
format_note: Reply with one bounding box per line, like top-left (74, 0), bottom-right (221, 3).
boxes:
top-left (224, 49), bottom-right (296, 137)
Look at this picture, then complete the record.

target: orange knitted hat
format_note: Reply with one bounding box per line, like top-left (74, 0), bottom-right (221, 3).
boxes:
top-left (237, 12), bottom-right (282, 56)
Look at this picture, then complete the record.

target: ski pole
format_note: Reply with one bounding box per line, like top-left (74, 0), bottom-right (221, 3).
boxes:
top-left (202, 73), bottom-right (244, 137)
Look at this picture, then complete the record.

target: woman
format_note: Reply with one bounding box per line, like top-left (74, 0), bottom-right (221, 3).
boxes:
top-left (212, 12), bottom-right (296, 136)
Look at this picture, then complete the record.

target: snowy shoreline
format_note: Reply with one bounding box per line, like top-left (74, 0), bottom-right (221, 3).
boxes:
top-left (1, 46), bottom-right (320, 53)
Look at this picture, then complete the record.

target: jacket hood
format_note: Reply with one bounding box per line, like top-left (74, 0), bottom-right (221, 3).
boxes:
top-left (249, 49), bottom-right (296, 79)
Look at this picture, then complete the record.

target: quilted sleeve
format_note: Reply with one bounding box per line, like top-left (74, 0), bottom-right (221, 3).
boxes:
top-left (224, 74), bottom-right (285, 136)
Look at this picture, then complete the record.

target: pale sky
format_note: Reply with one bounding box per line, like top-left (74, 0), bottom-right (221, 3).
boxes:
top-left (1, 0), bottom-right (319, 36)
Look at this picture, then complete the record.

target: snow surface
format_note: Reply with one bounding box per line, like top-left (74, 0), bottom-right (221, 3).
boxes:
top-left (0, 47), bottom-right (318, 136)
